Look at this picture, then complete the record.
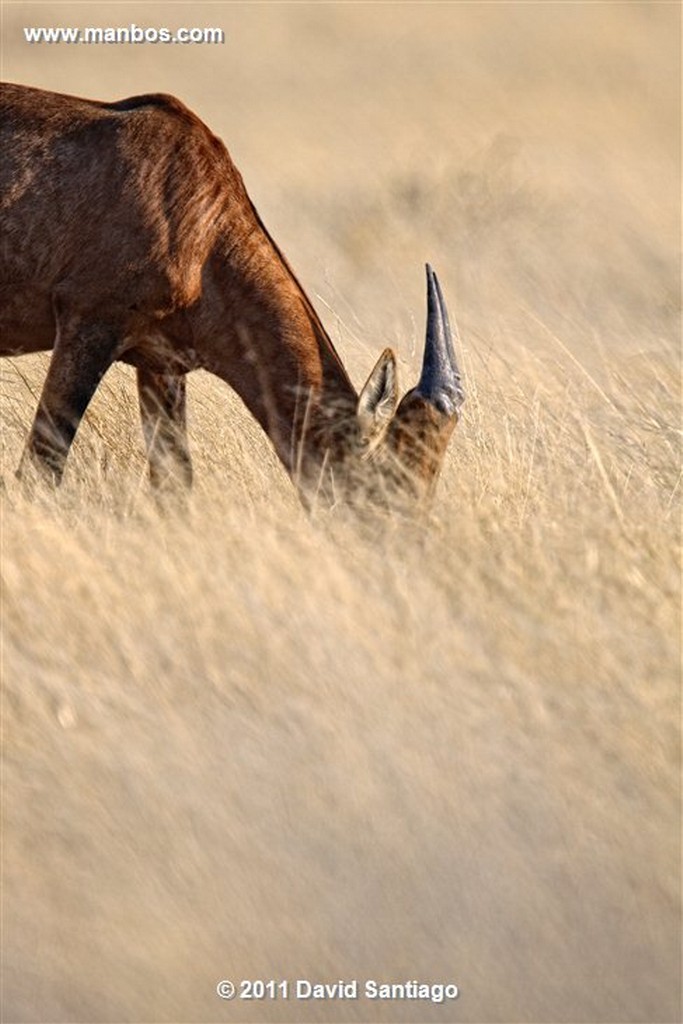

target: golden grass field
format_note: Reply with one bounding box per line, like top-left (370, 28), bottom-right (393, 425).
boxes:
top-left (1, 3), bottom-right (680, 1022)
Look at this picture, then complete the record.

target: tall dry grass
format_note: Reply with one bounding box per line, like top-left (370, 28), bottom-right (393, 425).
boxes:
top-left (1, 3), bottom-right (680, 1022)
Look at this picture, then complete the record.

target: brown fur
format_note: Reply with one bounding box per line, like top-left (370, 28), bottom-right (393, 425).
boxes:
top-left (0, 82), bottom-right (457, 505)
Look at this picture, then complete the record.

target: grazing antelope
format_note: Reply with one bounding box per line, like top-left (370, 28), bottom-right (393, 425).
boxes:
top-left (0, 83), bottom-right (464, 508)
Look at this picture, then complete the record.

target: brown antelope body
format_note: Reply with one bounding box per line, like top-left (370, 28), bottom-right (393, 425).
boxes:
top-left (0, 83), bottom-right (464, 507)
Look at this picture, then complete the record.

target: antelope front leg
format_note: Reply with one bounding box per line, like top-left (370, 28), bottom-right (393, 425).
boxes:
top-left (137, 368), bottom-right (192, 493)
top-left (18, 316), bottom-right (121, 485)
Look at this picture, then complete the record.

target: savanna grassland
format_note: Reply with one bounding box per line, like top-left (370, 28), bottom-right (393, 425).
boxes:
top-left (0, 3), bottom-right (680, 1022)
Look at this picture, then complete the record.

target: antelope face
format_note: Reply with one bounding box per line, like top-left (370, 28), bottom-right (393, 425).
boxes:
top-left (350, 265), bottom-right (465, 509)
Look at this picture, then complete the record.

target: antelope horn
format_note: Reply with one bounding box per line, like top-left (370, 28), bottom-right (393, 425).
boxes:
top-left (416, 264), bottom-right (464, 415)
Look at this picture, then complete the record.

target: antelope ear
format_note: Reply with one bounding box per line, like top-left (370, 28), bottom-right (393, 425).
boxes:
top-left (357, 348), bottom-right (398, 437)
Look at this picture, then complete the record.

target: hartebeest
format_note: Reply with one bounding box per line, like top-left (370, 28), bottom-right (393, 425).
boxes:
top-left (0, 83), bottom-right (464, 508)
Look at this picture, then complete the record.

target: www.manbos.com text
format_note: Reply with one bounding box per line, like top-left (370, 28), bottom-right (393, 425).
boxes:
top-left (23, 24), bottom-right (225, 46)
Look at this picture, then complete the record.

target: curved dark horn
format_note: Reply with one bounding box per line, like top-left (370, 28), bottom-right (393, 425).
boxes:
top-left (416, 264), bottom-right (464, 415)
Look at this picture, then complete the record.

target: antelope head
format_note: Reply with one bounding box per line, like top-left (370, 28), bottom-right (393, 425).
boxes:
top-left (312, 265), bottom-right (465, 511)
